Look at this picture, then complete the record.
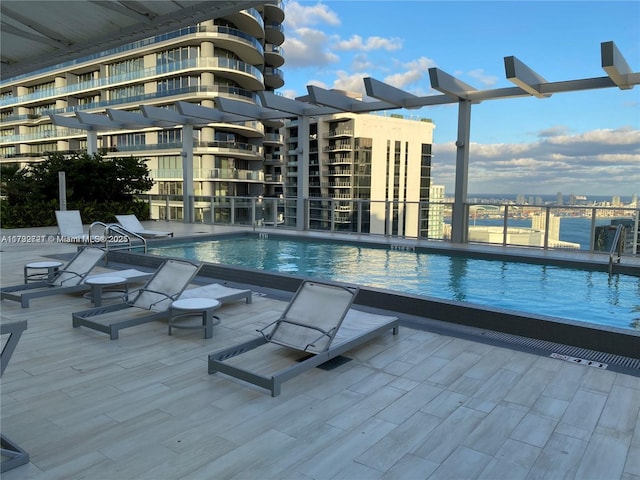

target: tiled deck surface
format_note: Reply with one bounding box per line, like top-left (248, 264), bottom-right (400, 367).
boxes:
top-left (1, 222), bottom-right (639, 479)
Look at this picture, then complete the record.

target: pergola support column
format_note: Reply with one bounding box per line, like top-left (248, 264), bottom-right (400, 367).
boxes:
top-left (182, 124), bottom-right (194, 223)
top-left (451, 100), bottom-right (472, 244)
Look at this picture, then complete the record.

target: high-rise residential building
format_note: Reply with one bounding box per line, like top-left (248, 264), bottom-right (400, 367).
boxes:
top-left (0, 3), bottom-right (285, 222)
top-left (283, 109), bottom-right (435, 237)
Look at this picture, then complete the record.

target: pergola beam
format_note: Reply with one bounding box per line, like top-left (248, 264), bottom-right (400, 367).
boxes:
top-left (258, 91), bottom-right (338, 117)
top-left (76, 111), bottom-right (122, 129)
top-left (306, 85), bottom-right (398, 113)
top-left (215, 96), bottom-right (291, 120)
top-left (106, 108), bottom-right (164, 128)
top-left (428, 68), bottom-right (478, 100)
top-left (175, 101), bottom-right (248, 124)
top-left (601, 41), bottom-right (634, 89)
top-left (140, 105), bottom-right (191, 125)
top-left (504, 56), bottom-right (551, 98)
top-left (50, 114), bottom-right (95, 131)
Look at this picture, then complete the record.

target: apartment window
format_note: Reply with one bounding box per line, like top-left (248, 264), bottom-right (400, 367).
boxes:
top-left (158, 181), bottom-right (183, 195)
top-left (109, 84), bottom-right (144, 101)
top-left (27, 81), bottom-right (55, 94)
top-left (420, 143), bottom-right (432, 201)
top-left (108, 57), bottom-right (144, 76)
top-left (31, 124), bottom-right (55, 137)
top-left (77, 72), bottom-right (96, 83)
top-left (158, 129), bottom-right (182, 144)
top-left (1, 91), bottom-right (13, 100)
top-left (28, 104), bottom-right (55, 116)
top-left (77, 96), bottom-right (100, 106)
top-left (1, 146), bottom-right (16, 156)
top-left (157, 76), bottom-right (199, 92)
top-left (1, 128), bottom-right (13, 137)
top-left (31, 142), bottom-right (57, 153)
top-left (157, 46), bottom-right (199, 65)
top-left (158, 156), bottom-right (182, 170)
top-left (115, 133), bottom-right (145, 147)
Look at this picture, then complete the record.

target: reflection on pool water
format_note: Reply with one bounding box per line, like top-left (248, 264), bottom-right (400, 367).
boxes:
top-left (148, 236), bottom-right (640, 331)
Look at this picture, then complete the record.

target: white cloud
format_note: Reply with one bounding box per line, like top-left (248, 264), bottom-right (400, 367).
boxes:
top-left (467, 69), bottom-right (499, 88)
top-left (284, 1), bottom-right (340, 29)
top-left (332, 71), bottom-right (368, 94)
top-left (283, 28), bottom-right (340, 68)
top-left (334, 35), bottom-right (402, 52)
top-left (432, 127), bottom-right (640, 195)
top-left (384, 57), bottom-right (436, 90)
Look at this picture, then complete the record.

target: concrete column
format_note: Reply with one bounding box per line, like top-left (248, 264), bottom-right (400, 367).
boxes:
top-left (296, 116), bottom-right (309, 230)
top-left (182, 124), bottom-right (194, 223)
top-left (451, 100), bottom-right (472, 244)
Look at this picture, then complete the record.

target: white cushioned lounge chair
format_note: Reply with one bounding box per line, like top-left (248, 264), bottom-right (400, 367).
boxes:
top-left (1, 247), bottom-right (106, 308)
top-left (207, 280), bottom-right (399, 396)
top-left (72, 259), bottom-right (199, 339)
top-left (115, 214), bottom-right (173, 238)
top-left (55, 210), bottom-right (103, 243)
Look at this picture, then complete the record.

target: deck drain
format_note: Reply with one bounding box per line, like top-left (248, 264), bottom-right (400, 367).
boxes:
top-left (550, 353), bottom-right (608, 369)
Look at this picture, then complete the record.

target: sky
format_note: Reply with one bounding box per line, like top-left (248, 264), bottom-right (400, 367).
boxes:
top-left (279, 0), bottom-right (640, 198)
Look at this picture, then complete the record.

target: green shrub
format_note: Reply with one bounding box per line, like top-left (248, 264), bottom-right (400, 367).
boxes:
top-left (0, 153), bottom-right (153, 228)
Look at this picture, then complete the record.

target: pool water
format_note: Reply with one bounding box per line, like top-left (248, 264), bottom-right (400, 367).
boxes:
top-left (149, 237), bottom-right (640, 331)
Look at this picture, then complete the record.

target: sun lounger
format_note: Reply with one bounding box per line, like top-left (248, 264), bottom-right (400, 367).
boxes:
top-left (1, 321), bottom-right (30, 472)
top-left (115, 214), bottom-right (173, 238)
top-left (207, 280), bottom-right (399, 396)
top-left (1, 247), bottom-right (105, 307)
top-left (179, 283), bottom-right (252, 304)
top-left (72, 259), bottom-right (200, 339)
top-left (55, 210), bottom-right (102, 243)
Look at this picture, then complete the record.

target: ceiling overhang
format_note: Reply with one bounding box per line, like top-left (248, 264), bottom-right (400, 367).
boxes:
top-left (1, 0), bottom-right (264, 79)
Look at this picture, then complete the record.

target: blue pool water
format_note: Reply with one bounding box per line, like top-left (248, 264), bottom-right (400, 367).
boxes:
top-left (148, 237), bottom-right (640, 331)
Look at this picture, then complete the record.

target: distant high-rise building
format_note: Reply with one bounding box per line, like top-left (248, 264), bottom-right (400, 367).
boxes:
top-left (532, 212), bottom-right (560, 242)
top-left (283, 109), bottom-right (435, 237)
top-left (428, 183), bottom-right (445, 239)
top-left (556, 192), bottom-right (563, 205)
top-left (612, 195), bottom-right (621, 206)
top-left (516, 194), bottom-right (525, 204)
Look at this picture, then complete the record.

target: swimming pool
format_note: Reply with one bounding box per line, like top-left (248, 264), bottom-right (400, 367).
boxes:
top-left (148, 235), bottom-right (640, 332)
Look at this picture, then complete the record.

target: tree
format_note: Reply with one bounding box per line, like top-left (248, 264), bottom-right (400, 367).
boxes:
top-left (0, 153), bottom-right (154, 227)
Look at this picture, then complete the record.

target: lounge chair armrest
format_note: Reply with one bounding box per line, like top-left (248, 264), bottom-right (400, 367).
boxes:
top-left (136, 288), bottom-right (178, 309)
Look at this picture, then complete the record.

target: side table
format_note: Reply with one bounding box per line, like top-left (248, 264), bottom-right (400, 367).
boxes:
top-left (84, 275), bottom-right (128, 307)
top-left (24, 261), bottom-right (63, 283)
top-left (169, 298), bottom-right (221, 339)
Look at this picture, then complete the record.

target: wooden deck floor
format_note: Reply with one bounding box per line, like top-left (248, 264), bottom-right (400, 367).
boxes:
top-left (1, 224), bottom-right (639, 479)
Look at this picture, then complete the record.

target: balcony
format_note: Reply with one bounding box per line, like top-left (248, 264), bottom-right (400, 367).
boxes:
top-left (264, 67), bottom-right (284, 89)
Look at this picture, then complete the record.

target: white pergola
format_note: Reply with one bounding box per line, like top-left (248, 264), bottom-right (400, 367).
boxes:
top-left (49, 41), bottom-right (639, 240)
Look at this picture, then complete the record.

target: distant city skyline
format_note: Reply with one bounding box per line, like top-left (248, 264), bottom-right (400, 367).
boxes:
top-left (281, 1), bottom-right (640, 196)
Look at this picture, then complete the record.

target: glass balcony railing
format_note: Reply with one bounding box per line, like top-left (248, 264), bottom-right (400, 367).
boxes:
top-left (136, 195), bottom-right (640, 255)
top-left (3, 56), bottom-right (263, 107)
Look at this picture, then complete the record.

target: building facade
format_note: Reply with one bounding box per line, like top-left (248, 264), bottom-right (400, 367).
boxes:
top-left (283, 110), bottom-right (435, 237)
top-left (0, 2), bottom-right (285, 222)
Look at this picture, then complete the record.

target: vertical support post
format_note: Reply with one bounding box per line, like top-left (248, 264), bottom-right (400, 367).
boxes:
top-left (633, 209), bottom-right (639, 255)
top-left (589, 208), bottom-right (597, 252)
top-left (543, 206), bottom-right (551, 249)
top-left (58, 171), bottom-right (67, 211)
top-left (502, 205), bottom-right (509, 246)
top-left (451, 100), bottom-right (472, 244)
top-left (296, 115), bottom-right (309, 231)
top-left (86, 131), bottom-right (98, 155)
top-left (181, 124), bottom-right (194, 224)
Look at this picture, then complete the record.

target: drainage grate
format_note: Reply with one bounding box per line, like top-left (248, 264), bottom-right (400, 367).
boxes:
top-left (478, 330), bottom-right (640, 372)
